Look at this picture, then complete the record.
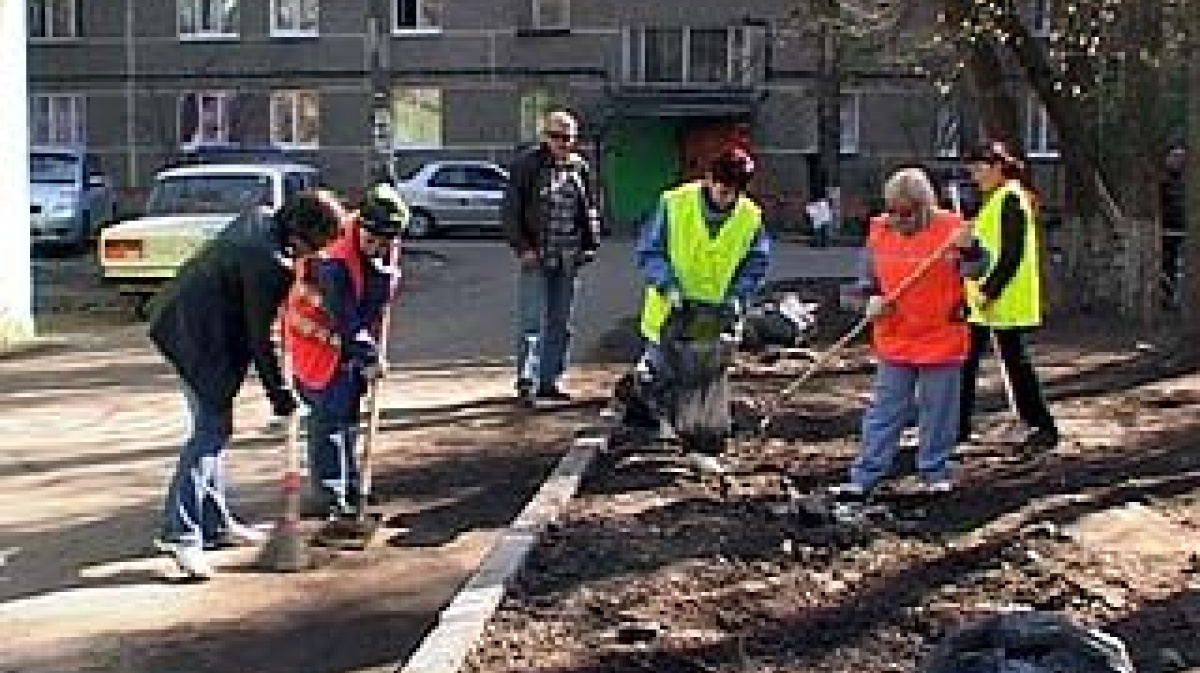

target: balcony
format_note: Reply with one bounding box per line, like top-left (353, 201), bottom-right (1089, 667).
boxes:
top-left (611, 25), bottom-right (767, 118)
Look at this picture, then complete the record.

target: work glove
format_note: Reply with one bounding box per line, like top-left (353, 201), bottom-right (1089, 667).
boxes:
top-left (663, 286), bottom-right (684, 308)
top-left (723, 296), bottom-right (744, 317)
top-left (343, 331), bottom-right (379, 369)
top-left (267, 387), bottom-right (299, 418)
top-left (864, 294), bottom-right (890, 320)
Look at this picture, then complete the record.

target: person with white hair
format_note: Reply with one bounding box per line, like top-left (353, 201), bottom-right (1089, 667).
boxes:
top-left (831, 166), bottom-right (989, 502)
top-left (502, 108), bottom-right (603, 407)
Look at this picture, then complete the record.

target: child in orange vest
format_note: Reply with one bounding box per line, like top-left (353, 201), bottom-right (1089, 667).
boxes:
top-left (284, 184), bottom-right (405, 520)
top-left (831, 167), bottom-right (988, 502)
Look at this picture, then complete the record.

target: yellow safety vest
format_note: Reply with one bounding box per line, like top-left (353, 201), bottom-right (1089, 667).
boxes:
top-left (967, 180), bottom-right (1042, 327)
top-left (639, 182), bottom-right (762, 342)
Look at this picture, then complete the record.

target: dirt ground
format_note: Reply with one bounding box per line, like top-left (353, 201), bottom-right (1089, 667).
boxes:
top-left (466, 282), bottom-right (1200, 673)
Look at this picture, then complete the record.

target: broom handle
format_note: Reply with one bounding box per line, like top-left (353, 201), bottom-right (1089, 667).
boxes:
top-left (358, 239), bottom-right (400, 516)
top-left (775, 224), bottom-right (963, 403)
top-left (280, 309), bottom-right (304, 525)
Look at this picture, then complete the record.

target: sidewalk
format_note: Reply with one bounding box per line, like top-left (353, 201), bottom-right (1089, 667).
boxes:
top-left (0, 329), bottom-right (616, 673)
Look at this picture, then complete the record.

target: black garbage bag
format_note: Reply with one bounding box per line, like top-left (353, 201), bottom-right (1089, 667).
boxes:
top-left (657, 302), bottom-right (736, 455)
top-left (921, 612), bottom-right (1136, 673)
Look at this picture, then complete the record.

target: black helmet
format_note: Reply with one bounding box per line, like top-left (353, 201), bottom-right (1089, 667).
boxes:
top-left (360, 182), bottom-right (409, 238)
top-left (275, 189), bottom-right (344, 249)
top-left (709, 146), bottom-right (756, 190)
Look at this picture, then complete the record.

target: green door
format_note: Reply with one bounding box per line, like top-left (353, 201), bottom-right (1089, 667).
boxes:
top-left (603, 120), bottom-right (679, 233)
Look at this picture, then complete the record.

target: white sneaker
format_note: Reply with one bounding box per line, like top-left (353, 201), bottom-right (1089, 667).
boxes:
top-left (685, 453), bottom-right (727, 475)
top-left (155, 539), bottom-right (214, 580)
top-left (222, 521), bottom-right (270, 545)
top-left (828, 482), bottom-right (867, 499)
top-left (912, 479), bottom-right (954, 496)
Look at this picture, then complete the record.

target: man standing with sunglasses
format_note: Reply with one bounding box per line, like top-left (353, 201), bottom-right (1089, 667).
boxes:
top-left (502, 108), bottom-right (603, 407)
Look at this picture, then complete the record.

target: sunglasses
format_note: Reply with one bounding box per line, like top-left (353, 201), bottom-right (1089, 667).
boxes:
top-left (546, 130), bottom-right (576, 142)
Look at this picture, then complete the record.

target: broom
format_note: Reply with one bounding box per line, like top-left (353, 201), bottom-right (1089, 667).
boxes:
top-left (257, 326), bottom-right (313, 571)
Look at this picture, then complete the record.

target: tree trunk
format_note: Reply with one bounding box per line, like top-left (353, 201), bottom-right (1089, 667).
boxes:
top-left (1184, 0), bottom-right (1200, 343)
top-left (0, 2), bottom-right (34, 347)
top-left (997, 2), bottom-right (1164, 323)
top-left (817, 0), bottom-right (842, 239)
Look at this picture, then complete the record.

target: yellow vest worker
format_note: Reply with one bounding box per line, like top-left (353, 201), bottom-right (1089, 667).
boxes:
top-left (967, 179), bottom-right (1042, 328)
top-left (639, 181), bottom-right (763, 342)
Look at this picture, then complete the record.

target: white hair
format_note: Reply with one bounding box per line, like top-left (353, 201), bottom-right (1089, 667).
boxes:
top-left (882, 167), bottom-right (937, 208)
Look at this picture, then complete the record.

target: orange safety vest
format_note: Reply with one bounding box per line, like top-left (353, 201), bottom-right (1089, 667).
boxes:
top-left (867, 209), bottom-right (969, 365)
top-left (283, 224), bottom-right (366, 389)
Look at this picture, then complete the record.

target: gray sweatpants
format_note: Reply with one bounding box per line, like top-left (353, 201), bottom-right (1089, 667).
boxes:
top-left (850, 360), bottom-right (961, 490)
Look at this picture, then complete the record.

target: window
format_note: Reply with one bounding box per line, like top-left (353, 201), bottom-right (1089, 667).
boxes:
top-left (29, 0), bottom-right (77, 39)
top-left (464, 165), bottom-right (507, 191)
top-left (179, 91), bottom-right (234, 147)
top-left (283, 171), bottom-right (318, 198)
top-left (146, 174), bottom-right (273, 216)
top-left (391, 87), bottom-right (442, 148)
top-left (840, 93), bottom-right (860, 154)
top-left (270, 90), bottom-right (320, 148)
top-left (394, 0), bottom-right (441, 32)
top-left (638, 27), bottom-right (735, 84)
top-left (429, 165), bottom-right (469, 189)
top-left (689, 29), bottom-right (730, 83)
top-left (271, 0), bottom-right (318, 36)
top-left (519, 90), bottom-right (554, 142)
top-left (532, 0), bottom-right (568, 30)
top-left (935, 104), bottom-right (960, 158)
top-left (30, 94), bottom-right (85, 146)
top-left (178, 0), bottom-right (239, 38)
top-left (429, 165), bottom-right (506, 191)
top-left (1026, 96), bottom-right (1059, 157)
top-left (644, 29), bottom-right (684, 82)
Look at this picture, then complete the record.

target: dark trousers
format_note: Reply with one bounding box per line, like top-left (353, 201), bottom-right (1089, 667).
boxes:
top-left (959, 325), bottom-right (1056, 440)
top-left (299, 367), bottom-right (367, 512)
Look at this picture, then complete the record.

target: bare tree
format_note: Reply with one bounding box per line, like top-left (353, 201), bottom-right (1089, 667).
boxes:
top-left (1185, 0), bottom-right (1200, 343)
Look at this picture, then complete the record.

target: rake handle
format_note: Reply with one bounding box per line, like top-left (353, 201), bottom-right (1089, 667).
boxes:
top-left (357, 239), bottom-right (401, 521)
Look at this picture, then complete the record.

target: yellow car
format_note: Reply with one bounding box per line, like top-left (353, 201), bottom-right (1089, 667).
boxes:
top-left (99, 162), bottom-right (321, 312)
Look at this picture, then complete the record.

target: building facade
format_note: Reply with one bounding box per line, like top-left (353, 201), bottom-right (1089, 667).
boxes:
top-left (27, 0), bottom-right (1060, 234)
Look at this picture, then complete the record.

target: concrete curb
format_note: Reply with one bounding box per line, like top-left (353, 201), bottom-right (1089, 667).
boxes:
top-left (400, 433), bottom-right (607, 673)
top-left (0, 335), bottom-right (75, 361)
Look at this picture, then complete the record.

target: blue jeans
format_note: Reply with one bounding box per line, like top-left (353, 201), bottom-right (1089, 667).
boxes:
top-left (851, 361), bottom-right (961, 490)
top-left (299, 369), bottom-right (365, 512)
top-left (516, 263), bottom-right (579, 389)
top-left (161, 383), bottom-right (236, 546)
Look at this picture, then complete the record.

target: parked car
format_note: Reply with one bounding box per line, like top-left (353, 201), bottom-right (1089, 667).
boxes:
top-left (395, 160), bottom-right (509, 237)
top-left (98, 161), bottom-right (321, 310)
top-left (29, 146), bottom-right (117, 249)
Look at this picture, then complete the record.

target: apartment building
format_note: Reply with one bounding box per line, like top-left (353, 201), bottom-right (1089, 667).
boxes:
top-left (27, 0), bottom-right (1060, 232)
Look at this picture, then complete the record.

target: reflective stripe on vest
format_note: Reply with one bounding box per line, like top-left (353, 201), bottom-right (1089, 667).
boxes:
top-left (639, 182), bottom-right (762, 343)
top-left (868, 210), bottom-right (969, 364)
top-left (967, 180), bottom-right (1042, 327)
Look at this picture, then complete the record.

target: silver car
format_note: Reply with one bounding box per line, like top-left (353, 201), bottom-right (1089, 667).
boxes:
top-left (396, 160), bottom-right (509, 238)
top-left (30, 147), bottom-right (117, 249)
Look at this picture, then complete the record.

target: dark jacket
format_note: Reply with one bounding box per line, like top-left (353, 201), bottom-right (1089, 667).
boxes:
top-left (148, 209), bottom-right (292, 411)
top-left (501, 143), bottom-right (602, 255)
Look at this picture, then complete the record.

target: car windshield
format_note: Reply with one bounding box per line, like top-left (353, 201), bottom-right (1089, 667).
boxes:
top-left (30, 153), bottom-right (79, 184)
top-left (145, 174), bottom-right (273, 216)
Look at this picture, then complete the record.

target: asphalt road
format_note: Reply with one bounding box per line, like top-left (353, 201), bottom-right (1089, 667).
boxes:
top-left (391, 236), bottom-right (859, 366)
top-left (28, 237), bottom-right (859, 364)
